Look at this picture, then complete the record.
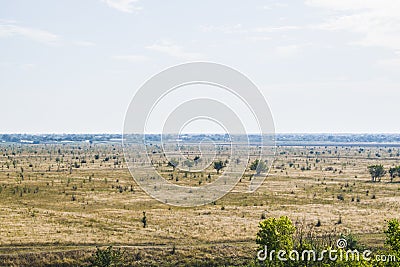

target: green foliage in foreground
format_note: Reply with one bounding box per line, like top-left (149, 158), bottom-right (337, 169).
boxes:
top-left (256, 216), bottom-right (296, 254)
top-left (255, 217), bottom-right (400, 267)
top-left (385, 219), bottom-right (400, 256)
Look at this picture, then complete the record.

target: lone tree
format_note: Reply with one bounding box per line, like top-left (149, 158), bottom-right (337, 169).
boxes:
top-left (193, 155), bottom-right (200, 164)
top-left (250, 159), bottom-right (268, 175)
top-left (389, 166), bottom-right (400, 183)
top-left (167, 159), bottom-right (179, 171)
top-left (213, 160), bottom-right (226, 174)
top-left (368, 165), bottom-right (386, 182)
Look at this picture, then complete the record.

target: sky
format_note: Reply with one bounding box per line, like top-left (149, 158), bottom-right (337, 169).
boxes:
top-left (1, 0), bottom-right (400, 134)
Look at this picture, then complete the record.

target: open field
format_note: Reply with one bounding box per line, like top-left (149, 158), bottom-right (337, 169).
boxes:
top-left (0, 142), bottom-right (399, 266)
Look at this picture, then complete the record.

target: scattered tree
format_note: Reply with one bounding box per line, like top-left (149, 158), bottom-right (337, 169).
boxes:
top-left (389, 166), bottom-right (400, 183)
top-left (250, 159), bottom-right (268, 175)
top-left (167, 159), bottom-right (179, 171)
top-left (368, 165), bottom-right (386, 182)
top-left (213, 160), bottom-right (225, 174)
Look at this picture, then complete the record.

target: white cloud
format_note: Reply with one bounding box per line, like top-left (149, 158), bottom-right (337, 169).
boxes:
top-left (0, 21), bottom-right (96, 47)
top-left (0, 21), bottom-right (59, 44)
top-left (102, 0), bottom-right (142, 13)
top-left (112, 54), bottom-right (148, 62)
top-left (306, 0), bottom-right (400, 51)
top-left (146, 41), bottom-right (205, 61)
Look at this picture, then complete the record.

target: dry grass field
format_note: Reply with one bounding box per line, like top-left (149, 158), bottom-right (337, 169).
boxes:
top-left (0, 143), bottom-right (399, 266)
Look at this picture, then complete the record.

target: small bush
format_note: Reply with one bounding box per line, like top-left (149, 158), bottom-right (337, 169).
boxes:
top-left (336, 215), bottom-right (342, 225)
top-left (142, 211), bottom-right (147, 228)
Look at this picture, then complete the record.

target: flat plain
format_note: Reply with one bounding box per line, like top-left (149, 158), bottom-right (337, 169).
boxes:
top-left (0, 140), bottom-right (399, 266)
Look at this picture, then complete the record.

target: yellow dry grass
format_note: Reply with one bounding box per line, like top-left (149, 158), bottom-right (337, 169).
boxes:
top-left (0, 143), bottom-right (399, 264)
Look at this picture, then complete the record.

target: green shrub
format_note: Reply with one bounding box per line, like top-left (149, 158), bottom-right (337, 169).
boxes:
top-left (256, 217), bottom-right (375, 267)
top-left (385, 219), bottom-right (400, 254)
top-left (89, 246), bottom-right (126, 267)
top-left (256, 216), bottom-right (295, 266)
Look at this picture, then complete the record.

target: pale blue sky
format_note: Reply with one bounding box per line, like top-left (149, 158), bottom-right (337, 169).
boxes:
top-left (1, 0), bottom-right (399, 133)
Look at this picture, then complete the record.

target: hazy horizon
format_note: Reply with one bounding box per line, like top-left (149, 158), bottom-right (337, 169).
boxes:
top-left (1, 132), bottom-right (400, 135)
